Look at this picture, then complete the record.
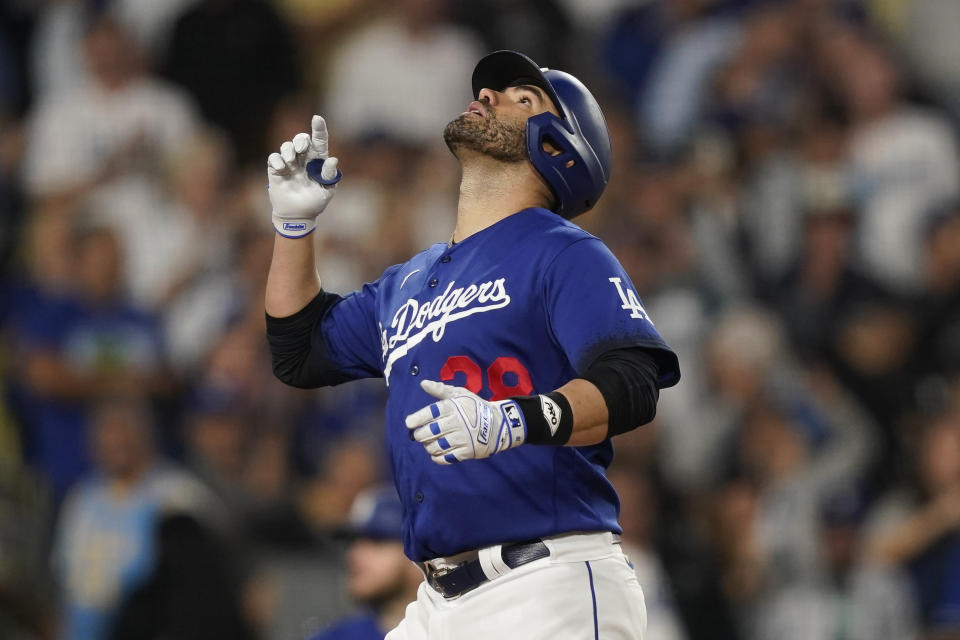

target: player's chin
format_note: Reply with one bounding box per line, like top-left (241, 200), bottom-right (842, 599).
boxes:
top-left (444, 136), bottom-right (526, 164)
top-left (443, 121), bottom-right (473, 152)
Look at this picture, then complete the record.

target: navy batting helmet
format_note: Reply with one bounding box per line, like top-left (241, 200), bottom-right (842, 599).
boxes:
top-left (472, 50), bottom-right (612, 219)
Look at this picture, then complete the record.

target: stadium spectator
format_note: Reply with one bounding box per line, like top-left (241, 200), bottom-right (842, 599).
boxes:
top-left (825, 26), bottom-right (960, 294)
top-left (161, 0), bottom-right (300, 166)
top-left (182, 386), bottom-right (252, 512)
top-left (307, 486), bottom-right (422, 640)
top-left (323, 0), bottom-right (483, 147)
top-left (632, 0), bottom-right (742, 156)
top-left (750, 487), bottom-right (918, 640)
top-left (911, 201), bottom-right (960, 384)
top-left (608, 468), bottom-right (688, 640)
top-left (899, 0), bottom-right (960, 122)
top-left (9, 224), bottom-right (171, 497)
top-left (23, 13), bottom-right (199, 215)
top-left (28, 0), bottom-right (90, 100)
top-left (161, 228), bottom-right (269, 375)
top-left (773, 170), bottom-right (889, 364)
top-left (864, 410), bottom-right (960, 636)
top-left (450, 0), bottom-right (573, 72)
top-left (108, 512), bottom-right (259, 640)
top-left (52, 396), bottom-right (214, 640)
top-left (727, 370), bottom-right (876, 592)
top-left (107, 0), bottom-right (200, 59)
top-left (122, 128), bottom-right (236, 312)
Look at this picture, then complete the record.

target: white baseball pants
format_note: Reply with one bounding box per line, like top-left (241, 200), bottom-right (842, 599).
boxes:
top-left (386, 532), bottom-right (647, 640)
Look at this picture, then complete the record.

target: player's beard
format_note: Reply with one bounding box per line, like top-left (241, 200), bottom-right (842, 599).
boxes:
top-left (443, 109), bottom-right (527, 162)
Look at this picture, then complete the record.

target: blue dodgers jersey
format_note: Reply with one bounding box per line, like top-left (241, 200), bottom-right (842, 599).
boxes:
top-left (317, 208), bottom-right (679, 561)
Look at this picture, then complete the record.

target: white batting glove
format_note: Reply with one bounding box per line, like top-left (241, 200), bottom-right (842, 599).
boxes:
top-left (405, 380), bottom-right (528, 465)
top-left (267, 115), bottom-right (342, 238)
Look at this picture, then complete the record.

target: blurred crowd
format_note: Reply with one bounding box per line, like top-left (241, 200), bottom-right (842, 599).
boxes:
top-left (0, 0), bottom-right (959, 639)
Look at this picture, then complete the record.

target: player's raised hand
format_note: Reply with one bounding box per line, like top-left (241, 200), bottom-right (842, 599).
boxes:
top-left (267, 115), bottom-right (343, 238)
top-left (405, 380), bottom-right (528, 465)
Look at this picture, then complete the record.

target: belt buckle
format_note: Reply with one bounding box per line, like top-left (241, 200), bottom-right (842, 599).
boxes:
top-left (425, 563), bottom-right (455, 596)
top-left (429, 565), bottom-right (454, 580)
top-left (428, 560), bottom-right (479, 599)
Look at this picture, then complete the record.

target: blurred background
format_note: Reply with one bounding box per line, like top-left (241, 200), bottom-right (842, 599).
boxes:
top-left (0, 0), bottom-right (959, 638)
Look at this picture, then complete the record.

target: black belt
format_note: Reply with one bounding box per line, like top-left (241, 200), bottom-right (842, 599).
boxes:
top-left (424, 539), bottom-right (550, 599)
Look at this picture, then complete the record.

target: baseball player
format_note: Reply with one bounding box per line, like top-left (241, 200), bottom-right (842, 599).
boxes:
top-left (265, 50), bottom-right (680, 639)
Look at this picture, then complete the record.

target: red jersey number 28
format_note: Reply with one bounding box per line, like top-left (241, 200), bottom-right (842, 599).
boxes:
top-left (440, 356), bottom-right (533, 401)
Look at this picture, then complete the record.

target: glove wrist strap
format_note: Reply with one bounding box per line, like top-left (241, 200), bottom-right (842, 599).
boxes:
top-left (272, 214), bottom-right (318, 239)
top-left (511, 392), bottom-right (573, 446)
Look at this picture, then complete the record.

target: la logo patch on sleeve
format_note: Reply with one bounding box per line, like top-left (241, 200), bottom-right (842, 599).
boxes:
top-left (609, 277), bottom-right (652, 324)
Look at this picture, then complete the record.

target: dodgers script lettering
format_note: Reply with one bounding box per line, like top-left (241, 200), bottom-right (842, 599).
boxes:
top-left (381, 279), bottom-right (511, 380)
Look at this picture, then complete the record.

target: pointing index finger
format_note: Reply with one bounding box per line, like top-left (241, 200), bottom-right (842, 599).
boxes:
top-left (311, 115), bottom-right (329, 157)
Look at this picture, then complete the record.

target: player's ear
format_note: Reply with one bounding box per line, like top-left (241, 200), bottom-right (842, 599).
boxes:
top-left (541, 136), bottom-right (562, 157)
top-left (540, 135), bottom-right (574, 169)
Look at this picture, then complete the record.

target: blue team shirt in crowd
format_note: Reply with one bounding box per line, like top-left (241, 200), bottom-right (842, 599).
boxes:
top-left (313, 208), bottom-right (679, 561)
top-left (309, 612), bottom-right (384, 640)
top-left (4, 284), bottom-right (165, 498)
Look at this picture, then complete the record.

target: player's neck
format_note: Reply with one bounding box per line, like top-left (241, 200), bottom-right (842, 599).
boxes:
top-left (452, 158), bottom-right (550, 243)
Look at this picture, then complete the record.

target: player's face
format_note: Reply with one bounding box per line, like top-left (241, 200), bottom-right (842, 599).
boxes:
top-left (443, 84), bottom-right (559, 162)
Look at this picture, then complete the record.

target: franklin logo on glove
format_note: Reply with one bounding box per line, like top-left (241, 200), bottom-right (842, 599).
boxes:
top-left (477, 404), bottom-right (491, 444)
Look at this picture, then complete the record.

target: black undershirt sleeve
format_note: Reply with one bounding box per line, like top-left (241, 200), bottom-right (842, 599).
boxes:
top-left (265, 290), bottom-right (352, 389)
top-left (580, 347), bottom-right (661, 438)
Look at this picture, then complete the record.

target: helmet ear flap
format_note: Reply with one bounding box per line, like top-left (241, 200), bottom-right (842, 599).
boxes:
top-left (528, 71), bottom-right (611, 219)
top-left (527, 111), bottom-right (603, 218)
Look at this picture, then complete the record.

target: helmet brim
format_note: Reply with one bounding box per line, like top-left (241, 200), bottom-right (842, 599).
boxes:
top-left (472, 50), bottom-right (564, 119)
